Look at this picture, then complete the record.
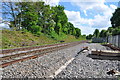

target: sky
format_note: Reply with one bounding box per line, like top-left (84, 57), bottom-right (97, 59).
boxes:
top-left (44, 0), bottom-right (119, 35)
top-left (1, 0), bottom-right (120, 35)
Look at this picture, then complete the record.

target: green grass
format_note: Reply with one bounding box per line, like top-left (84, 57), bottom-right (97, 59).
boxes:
top-left (1, 30), bottom-right (86, 49)
top-left (100, 42), bottom-right (109, 45)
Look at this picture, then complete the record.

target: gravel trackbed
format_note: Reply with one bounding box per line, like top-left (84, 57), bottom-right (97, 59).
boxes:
top-left (2, 43), bottom-right (120, 79)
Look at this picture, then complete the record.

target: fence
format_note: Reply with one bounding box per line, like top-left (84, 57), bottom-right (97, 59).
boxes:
top-left (92, 35), bottom-right (120, 48)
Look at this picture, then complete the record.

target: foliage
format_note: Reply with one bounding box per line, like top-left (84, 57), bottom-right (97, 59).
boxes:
top-left (55, 22), bottom-right (62, 35)
top-left (86, 34), bottom-right (93, 40)
top-left (99, 30), bottom-right (108, 37)
top-left (1, 30), bottom-right (86, 49)
top-left (2, 2), bottom-right (82, 39)
top-left (110, 8), bottom-right (120, 28)
top-left (93, 29), bottom-right (99, 38)
top-left (112, 27), bottom-right (120, 35)
top-left (75, 28), bottom-right (81, 38)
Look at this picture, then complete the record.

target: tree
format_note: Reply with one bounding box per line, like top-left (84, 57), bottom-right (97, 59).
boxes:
top-left (19, 2), bottom-right (40, 33)
top-left (112, 27), bottom-right (120, 35)
top-left (2, 2), bottom-right (20, 30)
top-left (86, 34), bottom-right (93, 40)
top-left (2, 1), bottom-right (83, 38)
top-left (75, 28), bottom-right (81, 38)
top-left (99, 30), bottom-right (108, 37)
top-left (107, 26), bottom-right (120, 36)
top-left (52, 5), bottom-right (68, 35)
top-left (93, 29), bottom-right (99, 38)
top-left (107, 27), bottom-right (114, 35)
top-left (66, 22), bottom-right (76, 35)
top-left (54, 22), bottom-right (62, 35)
top-left (110, 8), bottom-right (120, 28)
top-left (41, 5), bottom-right (53, 33)
top-left (52, 5), bottom-right (68, 27)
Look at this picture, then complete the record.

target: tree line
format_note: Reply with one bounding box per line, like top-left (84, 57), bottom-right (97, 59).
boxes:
top-left (2, 2), bottom-right (81, 39)
top-left (86, 7), bottom-right (120, 40)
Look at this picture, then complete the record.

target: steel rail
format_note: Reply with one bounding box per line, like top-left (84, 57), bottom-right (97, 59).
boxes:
top-left (1, 43), bottom-right (69, 54)
top-left (0, 41), bottom-right (88, 68)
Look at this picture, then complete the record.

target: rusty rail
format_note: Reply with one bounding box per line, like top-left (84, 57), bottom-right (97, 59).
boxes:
top-left (0, 40), bottom-right (88, 68)
top-left (1, 43), bottom-right (67, 54)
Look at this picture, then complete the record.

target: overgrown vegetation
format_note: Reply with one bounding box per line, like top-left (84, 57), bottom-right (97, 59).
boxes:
top-left (1, 30), bottom-right (85, 49)
top-left (2, 2), bottom-right (81, 38)
top-left (1, 2), bottom-right (87, 49)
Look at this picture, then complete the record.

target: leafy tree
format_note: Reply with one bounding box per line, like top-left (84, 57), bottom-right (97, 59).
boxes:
top-left (66, 22), bottom-right (75, 35)
top-left (2, 1), bottom-right (83, 39)
top-left (75, 28), bottom-right (81, 38)
top-left (52, 5), bottom-right (68, 26)
top-left (112, 27), bottom-right (120, 35)
top-left (54, 22), bottom-right (62, 35)
top-left (99, 30), bottom-right (108, 37)
top-left (107, 26), bottom-right (120, 36)
top-left (93, 29), bottom-right (99, 38)
top-left (52, 5), bottom-right (68, 34)
top-left (86, 34), bottom-right (93, 40)
top-left (63, 24), bottom-right (69, 34)
top-left (110, 8), bottom-right (120, 28)
top-left (46, 20), bottom-right (56, 34)
top-left (41, 5), bottom-right (53, 33)
top-left (2, 2), bottom-right (20, 30)
top-left (30, 25), bottom-right (42, 34)
top-left (19, 2), bottom-right (40, 33)
top-left (107, 27), bottom-right (114, 35)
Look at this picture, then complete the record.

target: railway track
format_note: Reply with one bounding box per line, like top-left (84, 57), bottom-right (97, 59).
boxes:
top-left (0, 41), bottom-right (88, 68)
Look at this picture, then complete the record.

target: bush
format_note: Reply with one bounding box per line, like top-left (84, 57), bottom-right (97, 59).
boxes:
top-left (30, 25), bottom-right (42, 34)
top-left (21, 29), bottom-right (28, 33)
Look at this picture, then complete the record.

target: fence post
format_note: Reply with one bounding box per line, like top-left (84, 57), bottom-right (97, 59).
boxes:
top-left (118, 35), bottom-right (120, 48)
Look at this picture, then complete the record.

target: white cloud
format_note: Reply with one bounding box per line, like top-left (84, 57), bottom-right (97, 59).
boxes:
top-left (64, 0), bottom-right (117, 35)
top-left (91, 4), bottom-right (117, 28)
top-left (64, 10), bottom-right (81, 22)
top-left (0, 17), bottom-right (2, 24)
top-left (91, 14), bottom-right (111, 28)
top-left (64, 10), bottom-right (94, 35)
top-left (0, 23), bottom-right (10, 29)
top-left (0, 17), bottom-right (10, 29)
top-left (83, 10), bottom-right (87, 16)
top-left (43, 0), bottom-right (60, 6)
top-left (64, 3), bottom-right (117, 35)
top-left (70, 0), bottom-right (105, 10)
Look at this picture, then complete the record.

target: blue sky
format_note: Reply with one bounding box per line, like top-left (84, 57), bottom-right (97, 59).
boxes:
top-left (44, 0), bottom-right (119, 35)
top-left (0, 0), bottom-right (119, 35)
top-left (58, 1), bottom-right (118, 35)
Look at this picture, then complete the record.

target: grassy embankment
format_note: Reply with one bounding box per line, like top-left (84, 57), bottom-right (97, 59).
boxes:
top-left (1, 30), bottom-right (86, 49)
